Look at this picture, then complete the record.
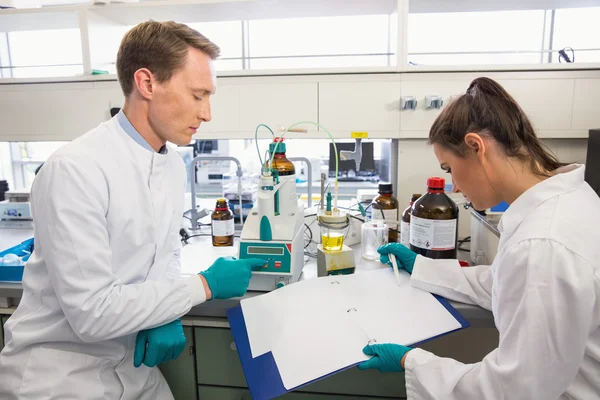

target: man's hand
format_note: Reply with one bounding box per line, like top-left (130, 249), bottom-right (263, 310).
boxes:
top-left (199, 256), bottom-right (265, 299)
top-left (134, 319), bottom-right (186, 368)
top-left (358, 343), bottom-right (413, 372)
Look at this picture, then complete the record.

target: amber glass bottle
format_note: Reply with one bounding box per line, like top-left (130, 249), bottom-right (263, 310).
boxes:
top-left (211, 198), bottom-right (234, 246)
top-left (267, 138), bottom-right (295, 176)
top-left (409, 177), bottom-right (458, 259)
top-left (400, 193), bottom-right (422, 247)
top-left (371, 183), bottom-right (399, 242)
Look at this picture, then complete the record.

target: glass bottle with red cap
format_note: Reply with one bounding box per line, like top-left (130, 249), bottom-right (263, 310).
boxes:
top-left (211, 198), bottom-right (234, 246)
top-left (409, 177), bottom-right (458, 259)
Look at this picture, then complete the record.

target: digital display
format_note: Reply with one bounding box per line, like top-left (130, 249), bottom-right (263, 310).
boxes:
top-left (247, 246), bottom-right (284, 255)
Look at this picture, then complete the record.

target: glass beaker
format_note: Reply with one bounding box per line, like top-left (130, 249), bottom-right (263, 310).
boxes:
top-left (318, 214), bottom-right (349, 252)
top-left (361, 221), bottom-right (389, 260)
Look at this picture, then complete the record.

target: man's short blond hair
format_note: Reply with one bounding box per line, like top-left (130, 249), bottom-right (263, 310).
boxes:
top-left (116, 21), bottom-right (220, 97)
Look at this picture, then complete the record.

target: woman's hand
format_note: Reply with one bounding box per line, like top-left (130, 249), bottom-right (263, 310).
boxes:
top-left (357, 343), bottom-right (413, 372)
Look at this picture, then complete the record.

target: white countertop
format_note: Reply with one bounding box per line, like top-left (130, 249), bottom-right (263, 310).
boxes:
top-left (0, 226), bottom-right (494, 326)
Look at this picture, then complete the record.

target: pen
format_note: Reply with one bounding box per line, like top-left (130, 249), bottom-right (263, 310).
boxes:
top-left (389, 253), bottom-right (402, 286)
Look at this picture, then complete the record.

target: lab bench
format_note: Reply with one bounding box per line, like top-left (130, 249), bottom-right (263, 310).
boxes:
top-left (0, 228), bottom-right (498, 399)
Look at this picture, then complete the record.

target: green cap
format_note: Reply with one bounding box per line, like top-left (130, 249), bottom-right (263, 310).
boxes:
top-left (269, 141), bottom-right (286, 154)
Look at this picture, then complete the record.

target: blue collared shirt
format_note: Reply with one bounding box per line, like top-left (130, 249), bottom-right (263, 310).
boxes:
top-left (116, 110), bottom-right (167, 154)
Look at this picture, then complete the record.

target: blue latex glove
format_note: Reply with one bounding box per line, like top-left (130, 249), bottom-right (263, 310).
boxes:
top-left (200, 256), bottom-right (266, 299)
top-left (358, 343), bottom-right (412, 372)
top-left (134, 319), bottom-right (186, 368)
top-left (377, 243), bottom-right (418, 274)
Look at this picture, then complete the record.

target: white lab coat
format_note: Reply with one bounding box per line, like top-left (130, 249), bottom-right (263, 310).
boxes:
top-left (0, 116), bottom-right (206, 399)
top-left (404, 164), bottom-right (600, 400)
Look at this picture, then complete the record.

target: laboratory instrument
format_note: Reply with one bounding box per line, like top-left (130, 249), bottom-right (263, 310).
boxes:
top-left (0, 190), bottom-right (33, 229)
top-left (370, 183), bottom-right (399, 242)
top-left (329, 141), bottom-right (377, 182)
top-left (410, 177), bottom-right (459, 259)
top-left (315, 194), bottom-right (356, 276)
top-left (239, 137), bottom-right (305, 291)
top-left (400, 193), bottom-right (422, 246)
top-left (211, 198), bottom-right (234, 246)
top-left (361, 220), bottom-right (389, 260)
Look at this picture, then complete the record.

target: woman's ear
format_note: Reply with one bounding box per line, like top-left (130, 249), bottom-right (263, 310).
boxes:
top-left (464, 132), bottom-right (486, 159)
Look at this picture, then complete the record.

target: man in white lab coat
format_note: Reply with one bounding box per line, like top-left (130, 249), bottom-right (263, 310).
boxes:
top-left (0, 21), bottom-right (264, 399)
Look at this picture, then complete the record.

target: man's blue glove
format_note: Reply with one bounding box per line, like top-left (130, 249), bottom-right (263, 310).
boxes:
top-left (358, 343), bottom-right (412, 372)
top-left (377, 243), bottom-right (418, 274)
top-left (200, 256), bottom-right (266, 299)
top-left (134, 319), bottom-right (186, 368)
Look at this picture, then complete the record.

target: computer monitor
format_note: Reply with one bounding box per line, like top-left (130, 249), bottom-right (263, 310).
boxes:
top-left (329, 142), bottom-right (376, 178)
top-left (585, 129), bottom-right (600, 198)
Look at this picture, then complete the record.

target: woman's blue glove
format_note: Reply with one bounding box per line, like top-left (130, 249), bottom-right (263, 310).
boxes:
top-left (200, 256), bottom-right (266, 299)
top-left (377, 243), bottom-right (418, 274)
top-left (358, 343), bottom-right (412, 372)
top-left (134, 319), bottom-right (186, 368)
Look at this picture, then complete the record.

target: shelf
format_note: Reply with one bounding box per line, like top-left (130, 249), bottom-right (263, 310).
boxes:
top-left (0, 8), bottom-right (80, 31)
top-left (0, 0), bottom-right (397, 29)
top-left (88, 0), bottom-right (396, 25)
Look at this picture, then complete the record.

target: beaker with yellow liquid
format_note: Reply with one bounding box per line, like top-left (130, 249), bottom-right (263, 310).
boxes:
top-left (318, 214), bottom-right (349, 252)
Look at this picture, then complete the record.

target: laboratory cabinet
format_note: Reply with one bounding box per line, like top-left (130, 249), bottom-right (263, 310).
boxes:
top-left (159, 326), bottom-right (198, 400)
top-left (319, 80), bottom-right (402, 137)
top-left (0, 315), bottom-right (499, 400)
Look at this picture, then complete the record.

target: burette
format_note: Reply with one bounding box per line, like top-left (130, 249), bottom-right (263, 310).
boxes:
top-left (254, 121), bottom-right (340, 211)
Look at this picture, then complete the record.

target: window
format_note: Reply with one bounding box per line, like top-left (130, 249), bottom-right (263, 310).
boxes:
top-left (408, 10), bottom-right (546, 65)
top-left (189, 21), bottom-right (244, 71)
top-left (552, 7), bottom-right (600, 63)
top-left (8, 142), bottom-right (67, 189)
top-left (4, 29), bottom-right (83, 78)
top-left (248, 15), bottom-right (394, 69)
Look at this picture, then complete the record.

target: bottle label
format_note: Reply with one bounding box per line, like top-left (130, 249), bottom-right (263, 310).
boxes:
top-left (371, 208), bottom-right (398, 228)
top-left (400, 220), bottom-right (410, 246)
top-left (212, 219), bottom-right (234, 237)
top-left (409, 216), bottom-right (457, 251)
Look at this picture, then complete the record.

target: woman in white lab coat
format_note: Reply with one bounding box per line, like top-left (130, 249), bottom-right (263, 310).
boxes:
top-left (359, 77), bottom-right (600, 399)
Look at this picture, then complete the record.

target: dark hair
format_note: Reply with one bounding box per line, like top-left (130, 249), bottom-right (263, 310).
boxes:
top-left (429, 77), bottom-right (564, 176)
top-left (116, 21), bottom-right (220, 97)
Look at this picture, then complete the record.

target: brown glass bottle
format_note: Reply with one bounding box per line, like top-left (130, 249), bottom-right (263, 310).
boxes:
top-left (211, 198), bottom-right (234, 246)
top-left (409, 177), bottom-right (458, 259)
top-left (400, 193), bottom-right (422, 247)
top-left (370, 183), bottom-right (399, 242)
top-left (267, 138), bottom-right (295, 176)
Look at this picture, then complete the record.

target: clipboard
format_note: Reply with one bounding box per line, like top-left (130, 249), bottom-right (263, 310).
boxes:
top-left (227, 293), bottom-right (469, 400)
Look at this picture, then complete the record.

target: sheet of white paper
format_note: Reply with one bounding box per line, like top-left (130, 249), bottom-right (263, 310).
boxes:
top-left (179, 243), bottom-right (237, 275)
top-left (339, 269), bottom-right (462, 346)
top-left (242, 275), bottom-right (348, 359)
top-left (271, 305), bottom-right (370, 390)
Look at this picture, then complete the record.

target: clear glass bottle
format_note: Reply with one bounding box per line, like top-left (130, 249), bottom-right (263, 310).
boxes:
top-left (400, 193), bottom-right (422, 247)
top-left (211, 198), bottom-right (234, 247)
top-left (410, 177), bottom-right (458, 259)
top-left (370, 183), bottom-right (399, 242)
